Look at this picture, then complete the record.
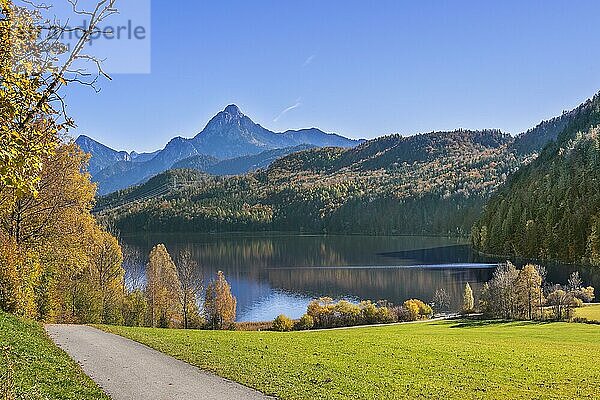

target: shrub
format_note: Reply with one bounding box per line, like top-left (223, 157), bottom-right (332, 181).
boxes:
top-left (572, 317), bottom-right (589, 324)
top-left (359, 301), bottom-right (379, 324)
top-left (307, 297), bottom-right (335, 328)
top-left (306, 298), bottom-right (399, 328)
top-left (295, 314), bottom-right (314, 330)
top-left (401, 299), bottom-right (432, 321)
top-left (375, 306), bottom-right (396, 324)
top-left (403, 301), bottom-right (420, 321)
top-left (235, 321), bottom-right (273, 331)
top-left (333, 300), bottom-right (361, 327)
top-left (272, 314), bottom-right (294, 332)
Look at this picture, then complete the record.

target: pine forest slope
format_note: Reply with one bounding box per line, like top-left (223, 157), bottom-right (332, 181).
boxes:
top-left (473, 92), bottom-right (600, 265)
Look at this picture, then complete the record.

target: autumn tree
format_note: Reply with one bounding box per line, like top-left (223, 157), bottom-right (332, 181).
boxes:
top-left (534, 265), bottom-right (547, 319)
top-left (0, 231), bottom-right (41, 318)
top-left (515, 264), bottom-right (543, 320)
top-left (0, 144), bottom-right (104, 321)
top-left (432, 288), bottom-right (451, 313)
top-left (0, 232), bottom-right (20, 313)
top-left (176, 249), bottom-right (203, 329)
top-left (272, 314), bottom-right (294, 332)
top-left (204, 271), bottom-right (236, 330)
top-left (122, 289), bottom-right (147, 327)
top-left (0, 0), bottom-right (61, 195)
top-left (462, 283), bottom-right (474, 313)
top-left (0, 0), bottom-right (116, 195)
top-left (547, 289), bottom-right (573, 321)
top-left (0, 1), bottom-right (130, 325)
top-left (146, 244), bottom-right (181, 328)
top-left (480, 263), bottom-right (520, 319)
top-left (87, 229), bottom-right (124, 324)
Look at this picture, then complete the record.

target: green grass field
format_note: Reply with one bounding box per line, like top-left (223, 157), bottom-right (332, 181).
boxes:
top-left (102, 320), bottom-right (600, 399)
top-left (574, 304), bottom-right (600, 322)
top-left (0, 311), bottom-right (108, 400)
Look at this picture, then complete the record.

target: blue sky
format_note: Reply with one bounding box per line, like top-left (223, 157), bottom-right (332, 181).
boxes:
top-left (64, 0), bottom-right (600, 152)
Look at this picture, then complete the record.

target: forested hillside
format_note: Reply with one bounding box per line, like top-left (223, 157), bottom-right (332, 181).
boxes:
top-left (97, 130), bottom-right (523, 235)
top-left (473, 93), bottom-right (600, 265)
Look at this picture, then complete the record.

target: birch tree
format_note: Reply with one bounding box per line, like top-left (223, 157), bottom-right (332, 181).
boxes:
top-left (176, 249), bottom-right (203, 329)
top-left (146, 244), bottom-right (181, 328)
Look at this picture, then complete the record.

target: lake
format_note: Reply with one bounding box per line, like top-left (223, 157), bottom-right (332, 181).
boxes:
top-left (120, 233), bottom-right (599, 322)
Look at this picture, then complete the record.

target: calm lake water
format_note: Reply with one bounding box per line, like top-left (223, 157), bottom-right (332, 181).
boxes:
top-left (121, 233), bottom-right (599, 322)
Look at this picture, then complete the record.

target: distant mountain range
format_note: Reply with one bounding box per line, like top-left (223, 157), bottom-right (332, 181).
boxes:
top-left (76, 105), bottom-right (361, 195)
top-left (79, 96), bottom-right (594, 200)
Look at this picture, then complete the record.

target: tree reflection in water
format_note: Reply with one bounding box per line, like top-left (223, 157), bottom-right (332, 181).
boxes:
top-left (121, 233), bottom-right (597, 321)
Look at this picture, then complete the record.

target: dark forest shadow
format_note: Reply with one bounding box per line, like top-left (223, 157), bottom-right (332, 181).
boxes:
top-left (449, 319), bottom-right (555, 329)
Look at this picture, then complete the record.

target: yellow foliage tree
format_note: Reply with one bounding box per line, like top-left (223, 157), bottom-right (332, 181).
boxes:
top-left (204, 271), bottom-right (236, 330)
top-left (462, 283), bottom-right (474, 313)
top-left (515, 264), bottom-right (543, 320)
top-left (86, 228), bottom-right (124, 324)
top-left (0, 0), bottom-right (60, 195)
top-left (0, 143), bottom-right (124, 323)
top-left (1, 0), bottom-right (117, 195)
top-left (146, 244), bottom-right (181, 328)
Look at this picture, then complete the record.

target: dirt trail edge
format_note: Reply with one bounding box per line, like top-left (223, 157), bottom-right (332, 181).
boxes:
top-left (45, 324), bottom-right (273, 400)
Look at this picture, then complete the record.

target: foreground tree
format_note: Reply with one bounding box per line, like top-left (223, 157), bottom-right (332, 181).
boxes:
top-left (0, 144), bottom-right (110, 322)
top-left (0, 0), bottom-right (125, 324)
top-left (176, 249), bottom-right (203, 329)
top-left (87, 229), bottom-right (124, 324)
top-left (146, 244), bottom-right (181, 328)
top-left (0, 0), bottom-right (116, 195)
top-left (204, 271), bottom-right (236, 330)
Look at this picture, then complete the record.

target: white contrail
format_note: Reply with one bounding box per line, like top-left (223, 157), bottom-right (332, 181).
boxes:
top-left (274, 102), bottom-right (302, 122)
top-left (302, 54), bottom-right (316, 67)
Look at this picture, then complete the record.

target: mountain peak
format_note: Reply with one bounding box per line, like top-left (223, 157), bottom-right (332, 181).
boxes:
top-left (75, 134), bottom-right (96, 144)
top-left (223, 104), bottom-right (243, 117)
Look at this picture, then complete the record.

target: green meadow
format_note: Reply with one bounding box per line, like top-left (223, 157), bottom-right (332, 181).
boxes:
top-left (575, 304), bottom-right (600, 322)
top-left (0, 311), bottom-right (108, 400)
top-left (102, 320), bottom-right (600, 400)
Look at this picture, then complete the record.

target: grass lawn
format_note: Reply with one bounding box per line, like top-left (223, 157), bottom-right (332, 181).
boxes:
top-left (0, 311), bottom-right (108, 400)
top-left (102, 320), bottom-right (600, 399)
top-left (574, 304), bottom-right (600, 322)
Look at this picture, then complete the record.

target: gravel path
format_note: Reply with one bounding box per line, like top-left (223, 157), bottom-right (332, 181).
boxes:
top-left (45, 325), bottom-right (272, 400)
